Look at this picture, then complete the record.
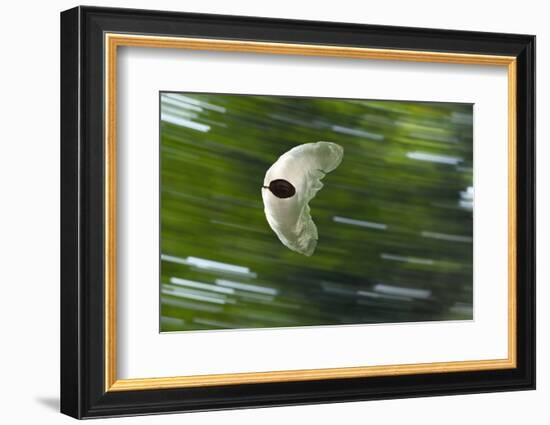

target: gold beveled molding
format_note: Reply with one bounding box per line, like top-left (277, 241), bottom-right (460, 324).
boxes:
top-left (104, 33), bottom-right (518, 392)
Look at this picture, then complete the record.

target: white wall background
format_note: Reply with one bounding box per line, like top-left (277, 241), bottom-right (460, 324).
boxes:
top-left (0, 0), bottom-right (545, 423)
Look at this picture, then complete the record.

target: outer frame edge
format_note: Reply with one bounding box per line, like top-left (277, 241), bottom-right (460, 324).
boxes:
top-left (60, 5), bottom-right (83, 420)
top-left (64, 5), bottom-right (536, 419)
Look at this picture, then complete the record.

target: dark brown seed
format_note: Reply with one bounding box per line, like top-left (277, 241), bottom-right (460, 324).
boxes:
top-left (268, 179), bottom-right (296, 198)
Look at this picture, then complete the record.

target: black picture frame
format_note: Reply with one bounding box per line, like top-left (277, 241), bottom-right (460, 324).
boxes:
top-left (61, 5), bottom-right (535, 419)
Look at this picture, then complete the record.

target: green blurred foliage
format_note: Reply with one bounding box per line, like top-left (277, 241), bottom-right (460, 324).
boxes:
top-left (160, 93), bottom-right (473, 332)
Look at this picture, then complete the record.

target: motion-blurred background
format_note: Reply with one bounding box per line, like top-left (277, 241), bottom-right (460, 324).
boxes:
top-left (160, 92), bottom-right (473, 332)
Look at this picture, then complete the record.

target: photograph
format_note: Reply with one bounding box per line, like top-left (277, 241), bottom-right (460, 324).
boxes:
top-left (159, 92), bottom-right (474, 332)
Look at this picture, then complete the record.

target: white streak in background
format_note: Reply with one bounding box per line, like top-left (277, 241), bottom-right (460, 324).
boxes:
top-left (235, 292), bottom-right (275, 303)
top-left (421, 231), bottom-right (472, 243)
top-left (461, 186), bottom-right (474, 198)
top-left (380, 253), bottom-right (435, 266)
top-left (459, 186), bottom-right (474, 210)
top-left (161, 288), bottom-right (227, 305)
top-left (357, 290), bottom-right (413, 302)
top-left (161, 104), bottom-right (199, 120)
top-left (161, 254), bottom-right (256, 278)
top-left (170, 277), bottom-right (235, 294)
top-left (332, 125), bottom-right (384, 141)
top-left (161, 94), bottom-right (203, 112)
top-left (160, 316), bottom-right (186, 325)
top-left (406, 151), bottom-right (462, 165)
top-left (215, 279), bottom-right (278, 296)
top-left (164, 284), bottom-right (228, 301)
top-left (161, 296), bottom-right (223, 313)
top-left (161, 254), bottom-right (194, 266)
top-left (165, 93), bottom-right (227, 113)
top-left (187, 256), bottom-right (251, 275)
top-left (459, 200), bottom-right (473, 210)
top-left (449, 303), bottom-right (474, 316)
top-left (333, 216), bottom-right (387, 230)
top-left (373, 283), bottom-right (432, 300)
top-left (161, 113), bottom-right (210, 132)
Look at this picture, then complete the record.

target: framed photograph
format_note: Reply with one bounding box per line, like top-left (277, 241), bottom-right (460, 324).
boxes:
top-left (60, 6), bottom-right (535, 419)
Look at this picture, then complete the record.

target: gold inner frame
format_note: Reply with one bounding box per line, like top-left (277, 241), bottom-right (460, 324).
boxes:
top-left (104, 33), bottom-right (517, 392)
